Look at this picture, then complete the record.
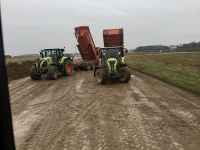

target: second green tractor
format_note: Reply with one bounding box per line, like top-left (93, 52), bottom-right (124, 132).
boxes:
top-left (30, 49), bottom-right (73, 80)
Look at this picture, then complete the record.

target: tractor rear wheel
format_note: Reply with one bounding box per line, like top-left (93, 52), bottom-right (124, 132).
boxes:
top-left (47, 65), bottom-right (58, 80)
top-left (64, 59), bottom-right (73, 76)
top-left (119, 66), bottom-right (131, 83)
top-left (95, 68), bottom-right (107, 84)
top-left (30, 64), bottom-right (41, 80)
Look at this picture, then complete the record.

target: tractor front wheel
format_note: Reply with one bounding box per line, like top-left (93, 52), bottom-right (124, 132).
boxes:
top-left (119, 66), bottom-right (131, 83)
top-left (47, 65), bottom-right (58, 80)
top-left (30, 64), bottom-right (41, 80)
top-left (95, 68), bottom-right (107, 84)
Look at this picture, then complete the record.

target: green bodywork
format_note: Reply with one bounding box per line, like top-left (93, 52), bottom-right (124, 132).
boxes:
top-left (36, 56), bottom-right (69, 68)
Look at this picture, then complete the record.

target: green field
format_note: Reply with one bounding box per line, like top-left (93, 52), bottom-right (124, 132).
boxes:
top-left (126, 53), bottom-right (200, 94)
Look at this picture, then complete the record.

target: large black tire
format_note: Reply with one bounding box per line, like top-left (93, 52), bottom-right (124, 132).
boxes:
top-left (47, 65), bottom-right (58, 80)
top-left (73, 65), bottom-right (79, 71)
top-left (95, 68), bottom-right (107, 84)
top-left (64, 59), bottom-right (73, 76)
top-left (119, 66), bottom-right (131, 83)
top-left (30, 64), bottom-right (41, 80)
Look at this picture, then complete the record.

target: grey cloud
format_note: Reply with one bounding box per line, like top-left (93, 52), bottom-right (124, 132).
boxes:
top-left (1, 0), bottom-right (200, 55)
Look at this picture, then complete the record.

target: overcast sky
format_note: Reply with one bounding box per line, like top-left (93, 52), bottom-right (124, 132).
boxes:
top-left (1, 0), bottom-right (200, 55)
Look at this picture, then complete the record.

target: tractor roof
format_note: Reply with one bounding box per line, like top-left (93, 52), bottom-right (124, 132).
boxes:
top-left (100, 46), bottom-right (123, 49)
top-left (41, 48), bottom-right (64, 52)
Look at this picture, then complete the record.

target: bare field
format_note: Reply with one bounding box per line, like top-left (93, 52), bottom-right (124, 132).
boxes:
top-left (6, 56), bottom-right (38, 64)
top-left (10, 70), bottom-right (200, 150)
top-left (6, 60), bottom-right (35, 81)
top-left (127, 53), bottom-right (200, 94)
top-left (5, 56), bottom-right (38, 81)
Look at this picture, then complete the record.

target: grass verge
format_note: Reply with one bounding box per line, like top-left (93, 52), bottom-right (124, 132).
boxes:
top-left (126, 53), bottom-right (200, 95)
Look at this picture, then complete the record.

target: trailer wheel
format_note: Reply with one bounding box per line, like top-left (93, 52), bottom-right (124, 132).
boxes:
top-left (95, 68), bottom-right (107, 84)
top-left (86, 64), bottom-right (91, 71)
top-left (30, 64), bottom-right (41, 80)
top-left (90, 64), bottom-right (94, 70)
top-left (82, 64), bottom-right (91, 71)
top-left (119, 66), bottom-right (131, 83)
top-left (64, 60), bottom-right (73, 76)
top-left (47, 65), bottom-right (58, 80)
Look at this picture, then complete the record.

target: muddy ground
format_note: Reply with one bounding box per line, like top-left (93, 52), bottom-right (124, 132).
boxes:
top-left (10, 70), bottom-right (200, 150)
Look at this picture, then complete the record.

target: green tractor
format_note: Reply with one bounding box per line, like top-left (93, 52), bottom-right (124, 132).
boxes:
top-left (94, 46), bottom-right (131, 84)
top-left (30, 48), bottom-right (73, 80)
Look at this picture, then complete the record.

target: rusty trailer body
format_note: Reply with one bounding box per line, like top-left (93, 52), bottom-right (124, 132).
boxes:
top-left (103, 28), bottom-right (124, 48)
top-left (73, 26), bottom-right (99, 71)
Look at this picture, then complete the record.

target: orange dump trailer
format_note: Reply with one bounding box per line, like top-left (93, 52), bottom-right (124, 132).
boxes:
top-left (103, 28), bottom-right (124, 47)
top-left (73, 26), bottom-right (99, 71)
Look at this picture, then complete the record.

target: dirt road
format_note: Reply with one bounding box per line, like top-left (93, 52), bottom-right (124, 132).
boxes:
top-left (10, 70), bottom-right (200, 150)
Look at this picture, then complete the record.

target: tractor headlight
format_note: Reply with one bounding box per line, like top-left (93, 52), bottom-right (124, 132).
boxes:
top-left (103, 52), bottom-right (106, 55)
top-left (118, 51), bottom-right (121, 55)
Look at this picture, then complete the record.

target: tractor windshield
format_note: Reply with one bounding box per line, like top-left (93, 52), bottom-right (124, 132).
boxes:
top-left (40, 50), bottom-right (53, 57)
top-left (46, 50), bottom-right (53, 57)
top-left (101, 48), bottom-right (122, 60)
top-left (41, 49), bottom-right (64, 58)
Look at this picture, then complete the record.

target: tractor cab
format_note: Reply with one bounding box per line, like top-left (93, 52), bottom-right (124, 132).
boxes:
top-left (99, 46), bottom-right (124, 61)
top-left (40, 49), bottom-right (64, 59)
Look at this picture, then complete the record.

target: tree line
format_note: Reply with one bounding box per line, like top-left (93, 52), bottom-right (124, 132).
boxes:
top-left (134, 41), bottom-right (200, 52)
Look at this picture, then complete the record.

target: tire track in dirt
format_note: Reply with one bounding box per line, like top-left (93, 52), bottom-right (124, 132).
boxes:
top-left (18, 82), bottom-right (79, 149)
top-left (128, 79), bottom-right (185, 150)
top-left (62, 96), bottom-right (103, 150)
top-left (118, 82), bottom-right (160, 150)
top-left (9, 77), bottom-right (30, 89)
top-left (11, 71), bottom-right (200, 150)
top-left (129, 71), bottom-right (200, 149)
top-left (18, 73), bottom-right (101, 150)
top-left (11, 81), bottom-right (54, 115)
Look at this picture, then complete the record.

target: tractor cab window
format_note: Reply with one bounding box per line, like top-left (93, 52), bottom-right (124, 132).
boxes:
top-left (51, 50), bottom-right (56, 55)
top-left (41, 49), bottom-right (64, 58)
top-left (120, 48), bottom-right (125, 57)
top-left (57, 51), bottom-right (63, 58)
top-left (44, 52), bottom-right (47, 57)
top-left (101, 48), bottom-right (121, 60)
top-left (61, 51), bottom-right (64, 57)
top-left (51, 50), bottom-right (58, 58)
top-left (46, 50), bottom-right (52, 57)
